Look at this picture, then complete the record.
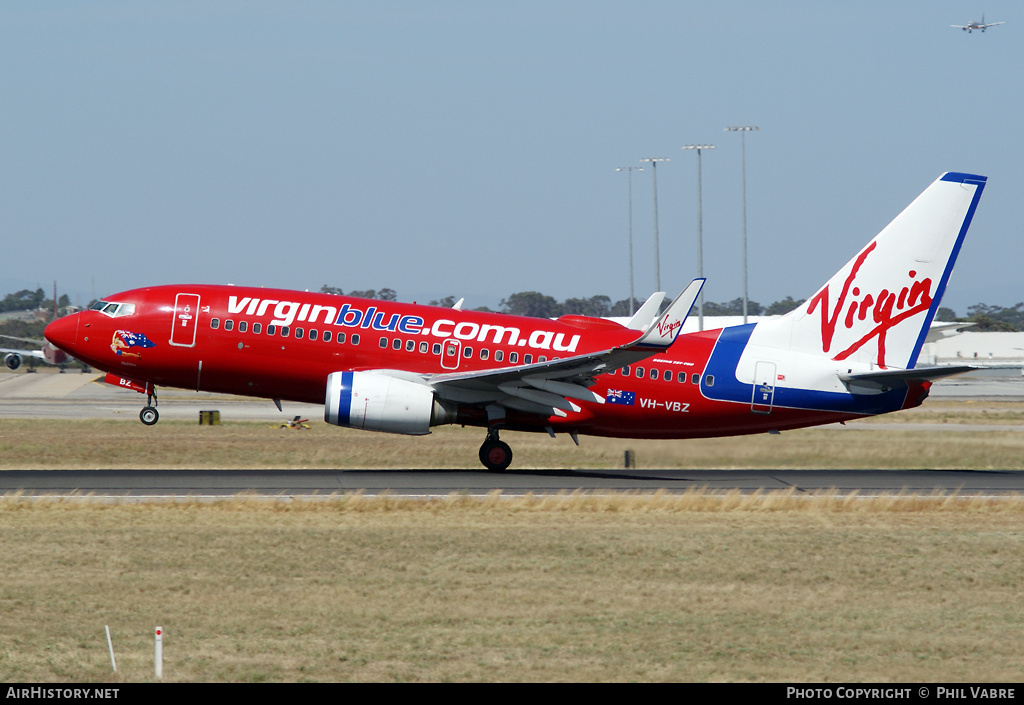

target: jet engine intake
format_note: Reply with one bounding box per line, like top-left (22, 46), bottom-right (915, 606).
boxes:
top-left (4, 353), bottom-right (21, 371)
top-left (324, 371), bottom-right (455, 435)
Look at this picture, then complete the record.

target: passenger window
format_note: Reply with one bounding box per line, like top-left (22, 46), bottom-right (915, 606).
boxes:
top-left (524, 354), bottom-right (533, 364)
top-left (419, 341), bottom-right (428, 353)
top-left (211, 318), bottom-right (220, 330)
top-left (509, 352), bottom-right (518, 363)
top-left (309, 329), bottom-right (318, 341)
top-left (351, 334), bottom-right (360, 345)
top-left (379, 337), bottom-right (388, 348)
top-left (479, 348), bottom-right (489, 360)
top-left (622, 365), bottom-right (630, 376)
top-left (663, 370), bottom-right (671, 381)
top-left (239, 321), bottom-right (247, 333)
top-left (650, 368), bottom-right (658, 380)
top-left (635, 367), bottom-right (644, 378)
top-left (337, 333), bottom-right (346, 344)
top-left (280, 326), bottom-right (289, 337)
top-left (295, 328), bottom-right (304, 339)
top-left (432, 343), bottom-right (441, 355)
top-left (406, 340), bottom-right (415, 352)
top-left (225, 320), bottom-right (234, 331)
top-left (253, 323), bottom-right (262, 334)
top-left (393, 338), bottom-right (401, 350)
top-left (464, 347), bottom-right (473, 358)
top-left (677, 372), bottom-right (686, 383)
top-left (495, 350), bottom-right (503, 362)
top-left (322, 330), bottom-right (331, 342)
top-left (705, 375), bottom-right (714, 387)
top-left (691, 373), bottom-right (700, 385)
top-left (267, 325), bottom-right (276, 336)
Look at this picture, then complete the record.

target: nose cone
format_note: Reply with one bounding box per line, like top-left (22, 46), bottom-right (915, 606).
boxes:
top-left (44, 314), bottom-right (79, 353)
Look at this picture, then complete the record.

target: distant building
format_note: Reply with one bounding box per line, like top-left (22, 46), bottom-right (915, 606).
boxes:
top-left (927, 332), bottom-right (1024, 368)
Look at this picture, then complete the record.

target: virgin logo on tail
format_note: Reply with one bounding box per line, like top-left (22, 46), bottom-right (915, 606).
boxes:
top-left (806, 241), bottom-right (933, 368)
top-left (656, 316), bottom-right (683, 339)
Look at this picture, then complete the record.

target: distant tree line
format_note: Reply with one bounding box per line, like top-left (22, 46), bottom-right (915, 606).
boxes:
top-left (0, 319), bottom-right (47, 351)
top-left (318, 285), bottom-right (813, 319)
top-left (937, 303), bottom-right (1024, 332)
top-left (3, 286), bottom-right (1017, 334)
top-left (0, 288), bottom-right (70, 315)
top-left (318, 285), bottom-right (1024, 331)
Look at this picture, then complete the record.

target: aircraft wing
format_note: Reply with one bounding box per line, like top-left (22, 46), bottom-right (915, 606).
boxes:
top-left (425, 279), bottom-right (704, 418)
top-left (1, 347), bottom-right (46, 360)
top-left (0, 334), bottom-right (73, 368)
top-left (0, 334), bottom-right (47, 346)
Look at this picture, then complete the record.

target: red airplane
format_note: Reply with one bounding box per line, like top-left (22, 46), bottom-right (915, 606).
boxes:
top-left (44, 172), bottom-right (986, 470)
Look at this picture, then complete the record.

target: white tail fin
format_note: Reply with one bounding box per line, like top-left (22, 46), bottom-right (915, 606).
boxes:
top-left (768, 172), bottom-right (986, 370)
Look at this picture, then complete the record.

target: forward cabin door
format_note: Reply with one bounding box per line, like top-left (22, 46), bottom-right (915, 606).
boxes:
top-left (170, 293), bottom-right (202, 348)
top-left (751, 361), bottom-right (776, 414)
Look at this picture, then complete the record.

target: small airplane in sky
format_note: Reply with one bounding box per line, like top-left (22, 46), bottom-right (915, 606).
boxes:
top-left (951, 15), bottom-right (1004, 32)
top-left (44, 172), bottom-right (987, 470)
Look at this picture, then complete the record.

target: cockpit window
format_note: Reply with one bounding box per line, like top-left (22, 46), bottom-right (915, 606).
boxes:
top-left (90, 301), bottom-right (136, 317)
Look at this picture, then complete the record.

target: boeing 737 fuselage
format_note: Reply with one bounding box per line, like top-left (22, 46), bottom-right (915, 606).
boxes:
top-left (44, 172), bottom-right (987, 470)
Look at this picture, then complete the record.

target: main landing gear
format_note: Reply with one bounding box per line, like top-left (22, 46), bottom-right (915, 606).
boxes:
top-left (140, 388), bottom-right (159, 426)
top-left (479, 427), bottom-right (513, 471)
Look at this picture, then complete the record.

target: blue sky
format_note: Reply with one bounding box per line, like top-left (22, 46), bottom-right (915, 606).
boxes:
top-left (2, 1), bottom-right (1020, 316)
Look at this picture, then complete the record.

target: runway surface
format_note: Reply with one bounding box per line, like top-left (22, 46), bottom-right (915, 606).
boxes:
top-left (1, 467), bottom-right (1023, 497)
top-left (3, 368), bottom-right (1024, 497)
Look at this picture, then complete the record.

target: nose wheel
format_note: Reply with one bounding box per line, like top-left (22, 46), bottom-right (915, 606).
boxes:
top-left (139, 389), bottom-right (159, 426)
top-left (479, 429), bottom-right (513, 471)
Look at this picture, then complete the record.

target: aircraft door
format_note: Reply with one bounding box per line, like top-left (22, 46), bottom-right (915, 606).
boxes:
top-left (751, 361), bottom-right (776, 414)
top-left (441, 338), bottom-right (461, 370)
top-left (170, 293), bottom-right (201, 348)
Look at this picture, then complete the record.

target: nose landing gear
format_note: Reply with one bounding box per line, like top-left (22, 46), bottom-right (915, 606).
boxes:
top-left (140, 388), bottom-right (159, 426)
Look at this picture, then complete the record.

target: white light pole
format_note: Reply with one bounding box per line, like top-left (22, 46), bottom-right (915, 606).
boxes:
top-left (681, 144), bottom-right (715, 331)
top-left (725, 126), bottom-right (758, 323)
top-left (640, 158), bottom-right (669, 291)
top-left (616, 166), bottom-right (643, 314)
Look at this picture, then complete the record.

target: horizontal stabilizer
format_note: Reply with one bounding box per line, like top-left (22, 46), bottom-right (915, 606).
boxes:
top-left (839, 365), bottom-right (975, 391)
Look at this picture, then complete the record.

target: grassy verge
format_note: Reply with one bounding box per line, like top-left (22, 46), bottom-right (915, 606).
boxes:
top-left (2, 408), bottom-right (1024, 469)
top-left (1, 494), bottom-right (1022, 682)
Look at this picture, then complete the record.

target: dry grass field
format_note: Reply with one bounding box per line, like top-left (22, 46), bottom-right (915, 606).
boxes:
top-left (2, 399), bottom-right (1024, 470)
top-left (1, 403), bottom-right (1023, 682)
top-left (1, 494), bottom-right (1022, 682)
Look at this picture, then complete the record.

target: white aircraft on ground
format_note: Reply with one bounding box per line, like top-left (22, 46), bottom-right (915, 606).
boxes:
top-left (1, 335), bottom-right (72, 371)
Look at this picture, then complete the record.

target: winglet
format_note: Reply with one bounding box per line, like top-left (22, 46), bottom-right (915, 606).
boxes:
top-left (625, 292), bottom-right (666, 331)
top-left (632, 279), bottom-right (705, 350)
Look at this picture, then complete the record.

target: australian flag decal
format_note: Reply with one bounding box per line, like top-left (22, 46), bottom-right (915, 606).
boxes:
top-left (111, 330), bottom-right (157, 357)
top-left (605, 389), bottom-right (636, 406)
